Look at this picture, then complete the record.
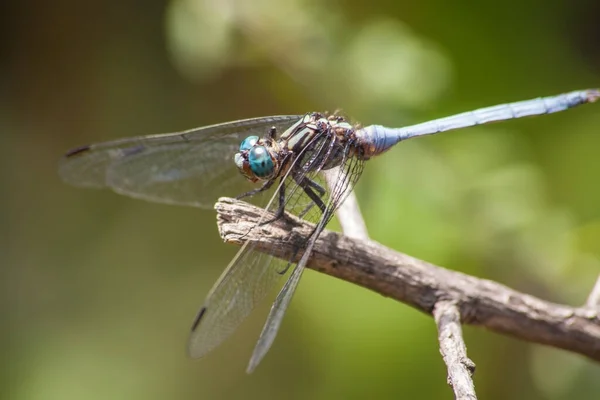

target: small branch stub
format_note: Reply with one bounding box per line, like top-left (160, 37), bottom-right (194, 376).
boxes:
top-left (586, 275), bottom-right (600, 310)
top-left (434, 301), bottom-right (477, 400)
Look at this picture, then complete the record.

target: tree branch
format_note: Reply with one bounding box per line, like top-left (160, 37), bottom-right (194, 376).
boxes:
top-left (586, 275), bottom-right (600, 310)
top-left (215, 197), bottom-right (600, 364)
top-left (434, 301), bottom-right (477, 399)
top-left (323, 168), bottom-right (369, 240)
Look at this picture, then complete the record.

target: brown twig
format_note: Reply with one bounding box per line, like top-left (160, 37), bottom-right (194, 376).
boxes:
top-left (434, 301), bottom-right (477, 399)
top-left (215, 197), bottom-right (600, 366)
top-left (323, 168), bottom-right (369, 240)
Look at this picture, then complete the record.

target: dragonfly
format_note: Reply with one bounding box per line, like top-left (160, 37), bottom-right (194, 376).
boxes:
top-left (59, 89), bottom-right (599, 373)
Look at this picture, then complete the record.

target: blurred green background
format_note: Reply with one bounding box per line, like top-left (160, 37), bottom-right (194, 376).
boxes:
top-left (3, 0), bottom-right (600, 399)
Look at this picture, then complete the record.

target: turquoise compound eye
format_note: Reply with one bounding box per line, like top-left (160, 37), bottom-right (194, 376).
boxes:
top-left (239, 136), bottom-right (259, 151)
top-left (248, 146), bottom-right (274, 178)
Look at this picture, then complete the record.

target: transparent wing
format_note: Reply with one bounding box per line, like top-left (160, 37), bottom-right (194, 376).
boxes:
top-left (247, 144), bottom-right (365, 372)
top-left (187, 160), bottom-right (321, 358)
top-left (188, 129), bottom-right (338, 358)
top-left (187, 241), bottom-right (293, 358)
top-left (188, 126), bottom-right (366, 371)
top-left (59, 115), bottom-right (302, 208)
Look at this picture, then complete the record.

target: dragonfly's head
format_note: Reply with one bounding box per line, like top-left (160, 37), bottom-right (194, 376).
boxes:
top-left (234, 135), bottom-right (277, 182)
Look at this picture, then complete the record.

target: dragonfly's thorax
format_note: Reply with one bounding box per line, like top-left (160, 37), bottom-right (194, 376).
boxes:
top-left (235, 112), bottom-right (364, 183)
top-left (279, 112), bottom-right (361, 172)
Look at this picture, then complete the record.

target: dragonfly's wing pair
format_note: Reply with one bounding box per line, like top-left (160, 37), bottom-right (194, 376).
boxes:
top-left (187, 235), bottom-right (294, 355)
top-left (59, 115), bottom-right (301, 208)
top-left (58, 113), bottom-right (361, 371)
top-left (186, 129), bottom-right (338, 366)
top-left (188, 126), bottom-right (366, 373)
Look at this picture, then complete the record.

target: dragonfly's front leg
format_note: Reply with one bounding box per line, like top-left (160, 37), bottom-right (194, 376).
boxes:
top-left (259, 178), bottom-right (288, 226)
top-left (236, 178), bottom-right (275, 200)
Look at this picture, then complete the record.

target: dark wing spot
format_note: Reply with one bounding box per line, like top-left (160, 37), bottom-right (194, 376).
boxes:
top-left (64, 145), bottom-right (91, 158)
top-left (190, 306), bottom-right (207, 331)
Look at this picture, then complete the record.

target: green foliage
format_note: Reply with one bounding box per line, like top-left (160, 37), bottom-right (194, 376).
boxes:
top-left (3, 0), bottom-right (599, 399)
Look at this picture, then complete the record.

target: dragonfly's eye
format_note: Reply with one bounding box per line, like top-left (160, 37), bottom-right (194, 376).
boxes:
top-left (248, 146), bottom-right (274, 178)
top-left (234, 152), bottom-right (256, 182)
top-left (240, 136), bottom-right (259, 151)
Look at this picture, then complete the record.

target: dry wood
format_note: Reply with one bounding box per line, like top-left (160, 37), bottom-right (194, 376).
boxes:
top-left (434, 301), bottom-right (477, 399)
top-left (586, 275), bottom-right (600, 310)
top-left (215, 197), bottom-right (600, 367)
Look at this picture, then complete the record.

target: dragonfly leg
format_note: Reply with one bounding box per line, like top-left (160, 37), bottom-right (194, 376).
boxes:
top-left (259, 179), bottom-right (288, 226)
top-left (236, 178), bottom-right (275, 200)
top-left (305, 178), bottom-right (326, 196)
top-left (276, 249), bottom-right (298, 275)
top-left (277, 263), bottom-right (292, 275)
top-left (299, 185), bottom-right (326, 218)
top-left (294, 174), bottom-right (327, 218)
